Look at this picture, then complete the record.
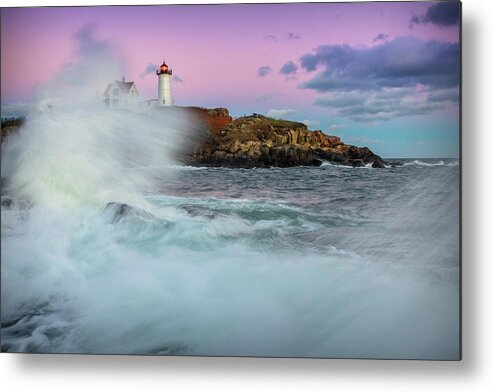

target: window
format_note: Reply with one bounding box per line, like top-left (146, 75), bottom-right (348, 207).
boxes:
top-left (112, 99), bottom-right (119, 105)
top-left (113, 88), bottom-right (119, 95)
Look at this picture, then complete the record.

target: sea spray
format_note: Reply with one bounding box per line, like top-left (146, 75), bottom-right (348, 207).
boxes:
top-left (1, 106), bottom-right (196, 209)
top-left (1, 162), bottom-right (460, 358)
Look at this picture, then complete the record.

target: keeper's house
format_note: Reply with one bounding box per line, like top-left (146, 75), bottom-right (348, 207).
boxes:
top-left (103, 77), bottom-right (138, 108)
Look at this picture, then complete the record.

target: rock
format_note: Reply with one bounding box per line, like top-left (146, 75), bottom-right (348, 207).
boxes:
top-left (1, 198), bottom-right (13, 208)
top-left (372, 160), bottom-right (385, 168)
top-left (104, 202), bottom-right (155, 223)
top-left (212, 150), bottom-right (227, 160)
top-left (259, 146), bottom-right (270, 156)
top-left (350, 159), bottom-right (365, 167)
top-left (186, 112), bottom-right (387, 168)
top-left (181, 205), bottom-right (218, 220)
top-left (1, 117), bottom-right (24, 143)
top-left (104, 202), bottom-right (133, 223)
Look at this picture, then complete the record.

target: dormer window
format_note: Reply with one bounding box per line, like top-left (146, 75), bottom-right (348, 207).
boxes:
top-left (113, 88), bottom-right (119, 95)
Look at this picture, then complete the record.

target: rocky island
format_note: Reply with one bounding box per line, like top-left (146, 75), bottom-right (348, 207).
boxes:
top-left (185, 107), bottom-right (387, 168)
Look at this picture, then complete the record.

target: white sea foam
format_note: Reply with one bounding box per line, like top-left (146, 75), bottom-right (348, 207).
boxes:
top-left (403, 159), bottom-right (459, 167)
top-left (1, 105), bottom-right (196, 210)
top-left (320, 161), bottom-right (376, 169)
top-left (1, 161), bottom-right (461, 359)
top-left (1, 189), bottom-right (460, 358)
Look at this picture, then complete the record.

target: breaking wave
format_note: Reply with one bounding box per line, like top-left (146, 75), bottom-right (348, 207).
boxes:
top-left (403, 159), bottom-right (459, 167)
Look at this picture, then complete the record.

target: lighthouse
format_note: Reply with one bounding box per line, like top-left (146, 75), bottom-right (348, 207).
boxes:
top-left (156, 60), bottom-right (173, 106)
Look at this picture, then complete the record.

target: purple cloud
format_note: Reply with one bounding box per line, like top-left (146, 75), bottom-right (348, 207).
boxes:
top-left (299, 36), bottom-right (459, 122)
top-left (373, 33), bottom-right (389, 42)
top-left (279, 61), bottom-right (298, 75)
top-left (286, 32), bottom-right (301, 40)
top-left (410, 2), bottom-right (460, 27)
top-left (299, 36), bottom-right (459, 91)
top-left (257, 65), bottom-right (273, 78)
top-left (140, 63), bottom-right (158, 78)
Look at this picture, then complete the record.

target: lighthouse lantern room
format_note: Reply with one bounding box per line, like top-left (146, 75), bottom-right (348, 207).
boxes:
top-left (156, 61), bottom-right (173, 106)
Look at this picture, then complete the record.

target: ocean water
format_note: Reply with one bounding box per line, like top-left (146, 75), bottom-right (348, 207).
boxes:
top-left (0, 110), bottom-right (460, 359)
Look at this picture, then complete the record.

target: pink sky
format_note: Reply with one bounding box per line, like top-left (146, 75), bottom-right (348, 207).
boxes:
top-left (1, 3), bottom-right (459, 106)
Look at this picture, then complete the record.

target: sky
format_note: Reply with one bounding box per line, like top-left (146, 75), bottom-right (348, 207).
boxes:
top-left (0, 2), bottom-right (460, 158)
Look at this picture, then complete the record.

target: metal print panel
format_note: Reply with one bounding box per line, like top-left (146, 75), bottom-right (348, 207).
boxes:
top-left (0, 1), bottom-right (461, 359)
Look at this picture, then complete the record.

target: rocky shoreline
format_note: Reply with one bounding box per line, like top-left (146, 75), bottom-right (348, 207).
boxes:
top-left (1, 107), bottom-right (394, 169)
top-left (185, 108), bottom-right (389, 168)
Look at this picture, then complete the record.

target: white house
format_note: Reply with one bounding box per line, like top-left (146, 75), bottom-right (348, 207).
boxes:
top-left (103, 77), bottom-right (139, 108)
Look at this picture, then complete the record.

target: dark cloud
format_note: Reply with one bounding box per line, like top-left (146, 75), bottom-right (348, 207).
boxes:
top-left (140, 63), bottom-right (158, 78)
top-left (299, 36), bottom-right (459, 92)
top-left (173, 75), bottom-right (184, 83)
top-left (279, 61), bottom-right (298, 75)
top-left (257, 65), bottom-right (273, 78)
top-left (299, 36), bottom-right (459, 122)
top-left (265, 32), bottom-right (301, 42)
top-left (410, 2), bottom-right (460, 27)
top-left (373, 33), bottom-right (389, 42)
top-left (300, 44), bottom-right (354, 72)
top-left (265, 34), bottom-right (278, 42)
top-left (287, 32), bottom-right (301, 40)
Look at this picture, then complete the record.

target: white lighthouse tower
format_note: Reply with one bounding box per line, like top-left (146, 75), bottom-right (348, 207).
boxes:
top-left (156, 60), bottom-right (173, 106)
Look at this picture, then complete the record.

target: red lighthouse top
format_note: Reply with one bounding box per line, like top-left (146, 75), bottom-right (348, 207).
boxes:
top-left (157, 61), bottom-right (172, 75)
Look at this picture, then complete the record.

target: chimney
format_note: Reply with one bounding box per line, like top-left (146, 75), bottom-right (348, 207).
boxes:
top-left (122, 76), bottom-right (125, 82)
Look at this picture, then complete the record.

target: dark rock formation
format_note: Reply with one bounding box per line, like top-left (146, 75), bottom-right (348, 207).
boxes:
top-left (104, 202), bottom-right (155, 223)
top-left (186, 111), bottom-right (386, 168)
top-left (1, 117), bottom-right (23, 143)
top-left (372, 160), bottom-right (386, 169)
top-left (1, 198), bottom-right (13, 208)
